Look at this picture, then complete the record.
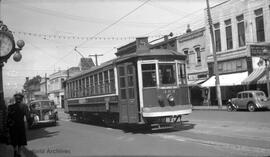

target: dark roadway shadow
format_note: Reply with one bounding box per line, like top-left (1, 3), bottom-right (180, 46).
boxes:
top-left (27, 124), bottom-right (59, 142)
top-left (119, 121), bottom-right (196, 134)
top-left (70, 118), bottom-right (196, 134)
top-left (22, 146), bottom-right (39, 157)
top-left (22, 125), bottom-right (59, 157)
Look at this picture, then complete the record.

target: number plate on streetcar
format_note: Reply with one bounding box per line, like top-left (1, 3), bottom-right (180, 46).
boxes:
top-left (44, 115), bottom-right (49, 120)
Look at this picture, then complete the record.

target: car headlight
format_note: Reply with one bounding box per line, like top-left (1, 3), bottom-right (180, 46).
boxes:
top-left (34, 115), bottom-right (39, 122)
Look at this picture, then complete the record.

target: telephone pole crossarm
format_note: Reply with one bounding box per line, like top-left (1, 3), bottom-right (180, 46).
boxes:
top-left (89, 54), bottom-right (103, 66)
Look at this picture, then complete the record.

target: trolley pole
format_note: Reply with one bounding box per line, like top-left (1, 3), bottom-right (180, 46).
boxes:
top-left (89, 54), bottom-right (103, 66)
top-left (206, 0), bottom-right (222, 109)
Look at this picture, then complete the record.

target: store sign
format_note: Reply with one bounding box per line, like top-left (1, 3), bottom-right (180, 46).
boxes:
top-left (250, 45), bottom-right (270, 57)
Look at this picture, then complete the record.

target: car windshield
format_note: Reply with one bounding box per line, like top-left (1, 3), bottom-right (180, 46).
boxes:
top-left (40, 101), bottom-right (52, 108)
top-left (31, 101), bottom-right (52, 109)
top-left (256, 92), bottom-right (266, 98)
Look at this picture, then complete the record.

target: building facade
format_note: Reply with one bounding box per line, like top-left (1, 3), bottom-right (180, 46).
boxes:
top-left (39, 76), bottom-right (49, 97)
top-left (48, 70), bottom-right (67, 108)
top-left (176, 27), bottom-right (208, 106)
top-left (177, 27), bottom-right (208, 84)
top-left (203, 0), bottom-right (270, 104)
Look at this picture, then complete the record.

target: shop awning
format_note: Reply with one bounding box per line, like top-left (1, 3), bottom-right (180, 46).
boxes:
top-left (241, 68), bottom-right (265, 85)
top-left (257, 73), bottom-right (270, 84)
top-left (201, 71), bottom-right (248, 87)
top-left (188, 79), bottom-right (206, 86)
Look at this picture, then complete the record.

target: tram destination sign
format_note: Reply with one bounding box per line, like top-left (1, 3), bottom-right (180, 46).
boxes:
top-left (250, 44), bottom-right (270, 57)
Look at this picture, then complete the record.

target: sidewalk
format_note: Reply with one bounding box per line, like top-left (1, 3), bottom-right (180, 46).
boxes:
top-left (0, 143), bottom-right (14, 157)
top-left (192, 105), bottom-right (227, 111)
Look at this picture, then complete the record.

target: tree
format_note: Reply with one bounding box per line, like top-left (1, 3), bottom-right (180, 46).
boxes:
top-left (23, 75), bottom-right (42, 101)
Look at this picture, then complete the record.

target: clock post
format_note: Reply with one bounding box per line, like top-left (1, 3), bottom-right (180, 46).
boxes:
top-left (0, 21), bottom-right (25, 144)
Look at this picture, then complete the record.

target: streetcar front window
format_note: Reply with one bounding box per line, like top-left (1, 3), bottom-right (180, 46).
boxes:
top-left (159, 63), bottom-right (176, 86)
top-left (142, 64), bottom-right (156, 87)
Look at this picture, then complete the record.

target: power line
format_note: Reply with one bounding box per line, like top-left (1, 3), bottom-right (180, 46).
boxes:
top-left (7, 1), bottom-right (168, 27)
top-left (75, 0), bottom-right (152, 49)
top-left (144, 7), bottom-right (204, 36)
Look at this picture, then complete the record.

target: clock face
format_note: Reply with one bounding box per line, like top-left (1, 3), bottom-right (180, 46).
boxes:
top-left (0, 32), bottom-right (14, 57)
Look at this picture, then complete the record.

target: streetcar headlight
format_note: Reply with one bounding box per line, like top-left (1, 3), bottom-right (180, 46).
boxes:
top-left (167, 94), bottom-right (175, 102)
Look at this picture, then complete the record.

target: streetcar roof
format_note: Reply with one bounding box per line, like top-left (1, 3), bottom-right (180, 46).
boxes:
top-left (67, 49), bottom-right (185, 81)
top-left (67, 59), bottom-right (116, 80)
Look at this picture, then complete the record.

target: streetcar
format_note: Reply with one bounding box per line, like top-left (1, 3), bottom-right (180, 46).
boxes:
top-left (63, 37), bottom-right (192, 129)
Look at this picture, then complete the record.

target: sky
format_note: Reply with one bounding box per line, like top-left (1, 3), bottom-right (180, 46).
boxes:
top-left (1, 0), bottom-right (225, 97)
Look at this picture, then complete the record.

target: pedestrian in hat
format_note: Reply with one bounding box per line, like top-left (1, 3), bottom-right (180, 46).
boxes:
top-left (7, 93), bottom-right (30, 157)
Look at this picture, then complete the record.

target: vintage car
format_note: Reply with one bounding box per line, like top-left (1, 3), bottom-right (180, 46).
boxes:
top-left (28, 100), bottom-right (58, 128)
top-left (227, 90), bottom-right (270, 112)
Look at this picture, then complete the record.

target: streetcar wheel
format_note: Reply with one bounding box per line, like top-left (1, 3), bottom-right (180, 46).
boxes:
top-left (248, 102), bottom-right (256, 112)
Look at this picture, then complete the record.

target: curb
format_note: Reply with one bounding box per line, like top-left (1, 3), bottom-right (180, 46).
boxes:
top-left (192, 107), bottom-right (227, 111)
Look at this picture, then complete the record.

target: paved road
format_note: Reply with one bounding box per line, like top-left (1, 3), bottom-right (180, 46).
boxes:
top-left (15, 110), bottom-right (270, 157)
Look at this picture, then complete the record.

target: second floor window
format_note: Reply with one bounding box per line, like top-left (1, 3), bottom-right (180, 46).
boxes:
top-left (183, 49), bottom-right (189, 65)
top-left (214, 23), bottom-right (221, 52)
top-left (194, 46), bottom-right (201, 64)
top-left (255, 8), bottom-right (265, 42)
top-left (237, 14), bottom-right (246, 47)
top-left (225, 19), bottom-right (233, 50)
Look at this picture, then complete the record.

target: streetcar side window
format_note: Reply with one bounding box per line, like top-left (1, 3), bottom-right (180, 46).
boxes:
top-left (159, 63), bottom-right (176, 86)
top-left (82, 78), bottom-right (85, 97)
top-left (109, 69), bottom-right (115, 93)
top-left (86, 76), bottom-right (89, 96)
top-left (75, 80), bottom-right (78, 97)
top-left (94, 74), bottom-right (98, 95)
top-left (99, 72), bottom-right (104, 94)
top-left (119, 66), bottom-right (127, 99)
top-left (104, 70), bottom-right (109, 94)
top-left (90, 75), bottom-right (94, 95)
top-left (79, 79), bottom-right (82, 97)
top-left (142, 64), bottom-right (156, 88)
top-left (178, 63), bottom-right (187, 85)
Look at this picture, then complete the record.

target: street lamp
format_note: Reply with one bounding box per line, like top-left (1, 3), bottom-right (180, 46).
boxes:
top-left (0, 21), bottom-right (25, 143)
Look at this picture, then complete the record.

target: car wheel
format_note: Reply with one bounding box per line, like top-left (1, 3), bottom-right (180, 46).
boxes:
top-left (248, 102), bottom-right (256, 112)
top-left (227, 104), bottom-right (233, 112)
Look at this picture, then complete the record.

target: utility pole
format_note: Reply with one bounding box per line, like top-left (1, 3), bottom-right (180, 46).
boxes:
top-left (206, 0), bottom-right (222, 109)
top-left (89, 54), bottom-right (103, 66)
top-left (45, 73), bottom-right (47, 96)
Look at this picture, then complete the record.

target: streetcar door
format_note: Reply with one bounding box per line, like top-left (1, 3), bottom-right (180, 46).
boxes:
top-left (118, 63), bottom-right (139, 123)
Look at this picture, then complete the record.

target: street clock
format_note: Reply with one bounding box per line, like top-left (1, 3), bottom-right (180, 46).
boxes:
top-left (0, 31), bottom-right (15, 57)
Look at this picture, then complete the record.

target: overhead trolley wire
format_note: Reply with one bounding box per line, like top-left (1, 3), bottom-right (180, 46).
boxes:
top-left (75, 0), bottom-right (151, 49)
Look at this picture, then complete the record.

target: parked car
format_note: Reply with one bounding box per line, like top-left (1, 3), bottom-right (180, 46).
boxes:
top-left (28, 100), bottom-right (58, 128)
top-left (227, 90), bottom-right (270, 112)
